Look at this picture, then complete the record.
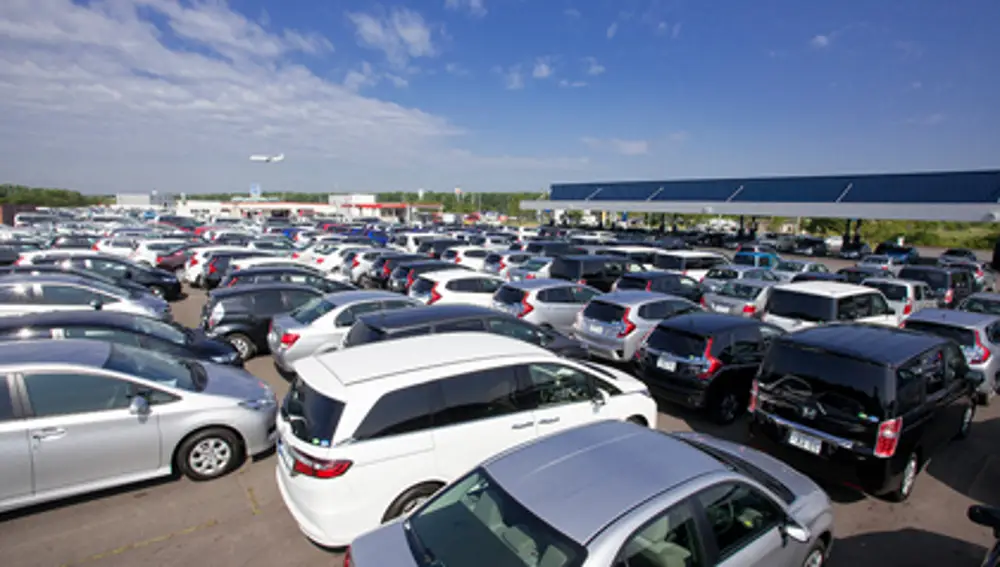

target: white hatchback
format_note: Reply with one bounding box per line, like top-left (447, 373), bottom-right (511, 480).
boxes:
top-left (274, 332), bottom-right (657, 547)
top-left (409, 269), bottom-right (505, 307)
top-left (761, 281), bottom-right (900, 331)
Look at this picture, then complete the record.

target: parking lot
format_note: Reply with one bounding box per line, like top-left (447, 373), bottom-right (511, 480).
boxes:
top-left (2, 247), bottom-right (999, 567)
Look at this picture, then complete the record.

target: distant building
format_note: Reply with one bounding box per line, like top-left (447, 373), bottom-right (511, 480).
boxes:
top-left (115, 192), bottom-right (174, 209)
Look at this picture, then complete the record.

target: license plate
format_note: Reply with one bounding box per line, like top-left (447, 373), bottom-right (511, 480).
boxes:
top-left (712, 304), bottom-right (730, 313)
top-left (787, 430), bottom-right (823, 455)
top-left (276, 438), bottom-right (295, 470)
top-left (588, 323), bottom-right (604, 335)
top-left (656, 357), bottom-right (677, 372)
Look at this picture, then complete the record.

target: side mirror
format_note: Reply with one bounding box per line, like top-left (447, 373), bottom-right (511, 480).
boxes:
top-left (89, 299), bottom-right (103, 310)
top-left (781, 521), bottom-right (811, 544)
top-left (592, 388), bottom-right (609, 407)
top-left (129, 395), bottom-right (150, 415)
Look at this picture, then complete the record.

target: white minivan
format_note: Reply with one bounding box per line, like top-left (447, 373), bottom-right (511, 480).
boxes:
top-left (274, 333), bottom-right (657, 547)
top-left (761, 281), bottom-right (900, 331)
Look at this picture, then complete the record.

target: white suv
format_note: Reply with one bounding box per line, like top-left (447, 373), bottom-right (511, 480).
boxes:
top-left (409, 268), bottom-right (505, 307)
top-left (274, 332), bottom-right (657, 547)
top-left (761, 281), bottom-right (899, 331)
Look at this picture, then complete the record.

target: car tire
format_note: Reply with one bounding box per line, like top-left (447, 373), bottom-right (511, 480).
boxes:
top-left (382, 482), bottom-right (443, 522)
top-left (176, 428), bottom-right (243, 481)
top-left (977, 390), bottom-right (992, 407)
top-left (887, 452), bottom-right (920, 502)
top-left (801, 541), bottom-right (827, 567)
top-left (227, 333), bottom-right (257, 361)
top-left (148, 285), bottom-right (166, 298)
top-left (710, 388), bottom-right (744, 425)
top-left (957, 402), bottom-right (975, 439)
top-left (626, 415), bottom-right (649, 427)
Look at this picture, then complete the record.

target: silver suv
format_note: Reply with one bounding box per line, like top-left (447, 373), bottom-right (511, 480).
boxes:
top-left (0, 274), bottom-right (170, 321)
top-left (491, 279), bottom-right (600, 335)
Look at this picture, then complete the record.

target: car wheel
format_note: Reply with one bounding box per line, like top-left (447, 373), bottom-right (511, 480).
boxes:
top-left (177, 428), bottom-right (242, 481)
top-left (888, 452), bottom-right (920, 502)
top-left (977, 390), bottom-right (992, 407)
top-left (148, 285), bottom-right (166, 298)
top-left (957, 403), bottom-right (975, 439)
top-left (175, 268), bottom-right (185, 280)
top-left (227, 333), bottom-right (257, 361)
top-left (711, 389), bottom-right (743, 425)
top-left (382, 483), bottom-right (443, 522)
top-left (802, 541), bottom-right (826, 567)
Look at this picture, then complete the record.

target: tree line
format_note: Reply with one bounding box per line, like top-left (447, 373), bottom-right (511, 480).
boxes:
top-left (0, 184), bottom-right (108, 206)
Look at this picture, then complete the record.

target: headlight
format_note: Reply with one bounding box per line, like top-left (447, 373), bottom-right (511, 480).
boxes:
top-left (239, 398), bottom-right (276, 411)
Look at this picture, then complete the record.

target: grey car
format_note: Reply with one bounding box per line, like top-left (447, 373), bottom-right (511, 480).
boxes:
top-left (507, 256), bottom-right (554, 282)
top-left (860, 278), bottom-right (936, 319)
top-left (702, 265), bottom-right (780, 293)
top-left (349, 420), bottom-right (834, 567)
top-left (0, 339), bottom-right (277, 513)
top-left (483, 251), bottom-right (536, 279)
top-left (702, 279), bottom-right (777, 318)
top-left (958, 292), bottom-right (1000, 316)
top-left (903, 308), bottom-right (1000, 405)
top-left (491, 279), bottom-right (601, 336)
top-left (573, 290), bottom-right (702, 362)
top-left (772, 260), bottom-right (830, 282)
top-left (0, 274), bottom-right (170, 321)
top-left (269, 290), bottom-right (421, 376)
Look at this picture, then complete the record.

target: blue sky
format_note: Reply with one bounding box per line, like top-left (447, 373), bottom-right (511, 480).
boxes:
top-left (0, 0), bottom-right (997, 195)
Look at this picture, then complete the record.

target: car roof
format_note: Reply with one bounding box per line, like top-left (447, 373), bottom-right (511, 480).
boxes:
top-left (0, 273), bottom-right (102, 286)
top-left (778, 324), bottom-right (948, 366)
top-left (968, 292), bottom-right (1000, 301)
top-left (306, 332), bottom-right (552, 388)
top-left (898, 265), bottom-right (954, 273)
top-left (232, 266), bottom-right (318, 275)
top-left (419, 268), bottom-right (493, 281)
top-left (555, 254), bottom-right (623, 262)
top-left (906, 308), bottom-right (1000, 328)
top-left (621, 271), bottom-right (683, 280)
top-left (862, 277), bottom-right (911, 286)
top-left (708, 265), bottom-right (759, 273)
top-left (0, 338), bottom-right (111, 370)
top-left (319, 290), bottom-right (400, 304)
top-left (720, 278), bottom-right (775, 288)
top-left (482, 421), bottom-right (724, 543)
top-left (592, 289), bottom-right (675, 306)
top-left (0, 310), bottom-right (139, 330)
top-left (657, 312), bottom-right (764, 334)
top-left (772, 281), bottom-right (874, 298)
top-left (208, 282), bottom-right (319, 299)
top-left (504, 278), bottom-right (579, 291)
top-left (359, 304), bottom-right (496, 329)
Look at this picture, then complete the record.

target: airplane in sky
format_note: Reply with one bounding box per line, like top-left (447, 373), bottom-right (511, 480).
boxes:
top-left (249, 153), bottom-right (284, 163)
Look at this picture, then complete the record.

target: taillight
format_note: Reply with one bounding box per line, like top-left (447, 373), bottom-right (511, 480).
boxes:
top-left (291, 252), bottom-right (299, 259)
top-left (645, 281), bottom-right (653, 291)
top-left (748, 379), bottom-right (759, 412)
top-left (406, 270), bottom-right (415, 289)
top-left (700, 296), bottom-right (707, 307)
top-left (352, 257), bottom-right (360, 268)
top-left (208, 261), bottom-right (218, 274)
top-left (499, 259), bottom-right (507, 272)
top-left (696, 337), bottom-right (722, 379)
top-left (428, 283), bottom-right (443, 304)
top-left (968, 330), bottom-right (992, 364)
top-left (617, 307), bottom-right (637, 338)
top-left (944, 289), bottom-right (955, 304)
top-left (525, 273), bottom-right (536, 280)
top-left (577, 278), bottom-right (587, 285)
top-left (13, 256), bottom-right (23, 266)
top-left (316, 257), bottom-right (325, 264)
top-left (902, 300), bottom-right (913, 315)
top-left (344, 547), bottom-right (352, 567)
top-left (382, 263), bottom-right (391, 277)
top-left (454, 255), bottom-right (461, 264)
top-left (874, 417), bottom-right (902, 458)
top-left (155, 256), bottom-right (163, 264)
top-left (519, 293), bottom-right (534, 318)
top-left (280, 332), bottom-right (300, 348)
top-left (191, 257), bottom-right (199, 267)
top-left (289, 446), bottom-right (352, 479)
top-left (976, 267), bottom-right (985, 278)
top-left (91, 244), bottom-right (99, 250)
top-left (227, 278), bottom-right (237, 287)
top-left (742, 304), bottom-right (756, 316)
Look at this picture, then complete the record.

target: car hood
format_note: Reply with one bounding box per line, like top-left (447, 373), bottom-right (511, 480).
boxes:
top-left (200, 362), bottom-right (274, 400)
top-left (350, 521), bottom-right (419, 567)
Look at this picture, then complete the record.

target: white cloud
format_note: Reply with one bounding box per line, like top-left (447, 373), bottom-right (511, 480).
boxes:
top-left (809, 34), bottom-right (830, 49)
top-left (385, 74), bottom-right (409, 88)
top-left (496, 65), bottom-right (524, 90)
top-left (444, 0), bottom-right (487, 18)
top-left (558, 79), bottom-right (586, 88)
top-left (606, 22), bottom-right (618, 39)
top-left (0, 0), bottom-right (587, 193)
top-left (564, 8), bottom-right (581, 18)
top-left (445, 62), bottom-right (470, 76)
top-left (532, 58), bottom-right (553, 79)
top-left (583, 56), bottom-right (605, 76)
top-left (347, 8), bottom-right (436, 69)
top-left (582, 137), bottom-right (649, 156)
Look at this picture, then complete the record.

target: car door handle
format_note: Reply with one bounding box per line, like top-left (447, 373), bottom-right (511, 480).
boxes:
top-left (511, 421), bottom-right (535, 430)
top-left (539, 417), bottom-right (560, 425)
top-left (32, 427), bottom-right (67, 440)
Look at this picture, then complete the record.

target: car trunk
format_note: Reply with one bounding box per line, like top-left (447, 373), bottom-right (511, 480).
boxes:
top-left (641, 326), bottom-right (710, 378)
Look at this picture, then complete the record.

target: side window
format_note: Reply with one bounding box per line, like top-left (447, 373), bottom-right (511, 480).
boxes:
top-left (571, 286), bottom-right (599, 304)
top-left (252, 290), bottom-right (285, 313)
top-left (382, 299), bottom-right (417, 310)
top-left (943, 343), bottom-right (967, 382)
top-left (478, 278), bottom-right (504, 294)
top-left (517, 363), bottom-right (594, 408)
top-left (729, 327), bottom-right (762, 362)
top-left (447, 278), bottom-right (479, 293)
top-left (638, 301), bottom-right (668, 320)
top-left (988, 324), bottom-right (1000, 345)
top-left (63, 327), bottom-right (142, 347)
top-left (0, 284), bottom-right (31, 304)
top-left (695, 483), bottom-right (783, 561)
top-left (23, 372), bottom-right (131, 417)
top-left (437, 318), bottom-right (487, 332)
top-left (0, 377), bottom-right (15, 421)
top-left (869, 293), bottom-right (890, 316)
top-left (436, 367), bottom-right (523, 426)
top-left (40, 284), bottom-right (98, 306)
top-left (487, 317), bottom-right (544, 345)
top-left (352, 383), bottom-right (436, 440)
top-left (283, 291), bottom-right (318, 310)
top-left (616, 500), bottom-right (705, 567)
top-left (912, 285), bottom-right (924, 301)
top-left (465, 250), bottom-right (488, 259)
top-left (922, 349), bottom-right (947, 395)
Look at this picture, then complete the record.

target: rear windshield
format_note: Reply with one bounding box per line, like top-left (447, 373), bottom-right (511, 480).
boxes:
top-left (904, 321), bottom-right (975, 346)
top-left (758, 341), bottom-right (889, 417)
top-left (412, 277), bottom-right (435, 295)
top-left (863, 281), bottom-right (908, 301)
top-left (899, 269), bottom-right (949, 290)
top-left (485, 253), bottom-right (502, 264)
top-left (776, 261), bottom-right (804, 272)
top-left (291, 297), bottom-right (336, 325)
top-left (766, 289), bottom-right (835, 323)
top-left (495, 285), bottom-right (526, 305)
top-left (521, 258), bottom-right (550, 271)
top-left (646, 327), bottom-right (707, 357)
top-left (281, 378), bottom-right (346, 444)
top-left (732, 254), bottom-right (757, 266)
top-left (441, 250), bottom-right (458, 260)
top-left (582, 300), bottom-right (626, 323)
top-left (343, 321), bottom-right (387, 347)
top-left (653, 254), bottom-right (684, 270)
top-left (615, 275), bottom-right (649, 290)
top-left (706, 267), bottom-right (738, 280)
top-left (548, 258), bottom-right (582, 279)
top-left (720, 282), bottom-right (764, 300)
top-left (960, 297), bottom-right (1000, 316)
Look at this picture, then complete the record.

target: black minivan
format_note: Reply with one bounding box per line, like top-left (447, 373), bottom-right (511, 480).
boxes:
top-left (898, 265), bottom-right (975, 308)
top-left (548, 254), bottom-right (643, 292)
top-left (748, 324), bottom-right (979, 501)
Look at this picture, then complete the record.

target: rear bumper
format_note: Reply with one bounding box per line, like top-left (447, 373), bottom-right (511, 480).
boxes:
top-left (275, 463), bottom-right (366, 548)
top-left (639, 369), bottom-right (710, 409)
top-left (573, 332), bottom-right (628, 361)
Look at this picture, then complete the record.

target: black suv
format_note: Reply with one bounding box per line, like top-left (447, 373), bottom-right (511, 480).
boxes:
top-left (548, 254), bottom-right (643, 292)
top-left (748, 324), bottom-right (979, 501)
top-left (343, 304), bottom-right (588, 358)
top-left (416, 239), bottom-right (464, 259)
top-left (201, 283), bottom-right (323, 360)
top-left (613, 271), bottom-right (704, 303)
top-left (35, 253), bottom-right (182, 300)
top-left (634, 313), bottom-right (785, 424)
top-left (203, 251), bottom-right (276, 289)
top-left (837, 265), bottom-right (892, 284)
top-left (898, 265), bottom-right (975, 308)
top-left (793, 236), bottom-right (829, 257)
top-left (219, 267), bottom-right (355, 294)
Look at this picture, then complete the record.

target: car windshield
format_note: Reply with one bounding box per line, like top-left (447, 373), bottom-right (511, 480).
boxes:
top-left (281, 378), bottom-right (346, 444)
top-left (291, 297), bottom-right (337, 325)
top-left (766, 289), bottom-right (834, 322)
top-left (776, 261), bottom-right (804, 272)
top-left (960, 298), bottom-right (1000, 316)
top-left (863, 281), bottom-right (908, 301)
top-left (719, 282), bottom-right (763, 300)
top-left (131, 316), bottom-right (187, 344)
top-left (104, 343), bottom-right (202, 391)
top-left (407, 469), bottom-right (586, 567)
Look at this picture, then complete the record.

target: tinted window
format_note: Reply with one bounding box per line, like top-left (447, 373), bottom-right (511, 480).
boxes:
top-left (40, 284), bottom-right (102, 305)
top-left (63, 326), bottom-right (142, 346)
top-left (646, 327), bottom-right (707, 357)
top-left (899, 268), bottom-right (949, 290)
top-left (904, 321), bottom-right (975, 346)
top-left (487, 317), bottom-right (543, 344)
top-left (282, 378), bottom-right (346, 445)
top-left (447, 278), bottom-right (479, 293)
top-left (343, 321), bottom-right (387, 346)
top-left (518, 363), bottom-right (593, 408)
top-left (653, 254), bottom-right (684, 270)
top-left (411, 277), bottom-right (435, 295)
top-left (582, 300), bottom-right (626, 323)
top-left (465, 250), bottom-right (488, 258)
top-left (766, 289), bottom-right (835, 323)
top-left (436, 367), bottom-right (523, 426)
top-left (352, 383), bottom-right (436, 440)
top-left (291, 297), bottom-right (336, 325)
top-left (252, 290), bottom-right (286, 313)
top-left (495, 285), bottom-right (526, 305)
top-left (719, 282), bottom-right (764, 300)
top-left (0, 284), bottom-right (32, 303)
top-left (479, 278), bottom-right (503, 294)
top-left (521, 258), bottom-right (551, 271)
top-left (436, 318), bottom-right (486, 332)
top-left (24, 372), bottom-right (130, 417)
top-left (0, 378), bottom-right (15, 421)
top-left (836, 293), bottom-right (889, 320)
top-left (706, 268), bottom-right (739, 280)
top-left (959, 297), bottom-right (1000, 316)
top-left (697, 483), bottom-right (782, 560)
top-left (616, 276), bottom-right (649, 291)
top-left (863, 281), bottom-right (908, 301)
top-left (538, 286), bottom-right (573, 303)
top-left (548, 258), bottom-right (581, 279)
top-left (283, 290), bottom-right (319, 310)
top-left (733, 254), bottom-right (756, 266)
top-left (104, 344), bottom-right (201, 391)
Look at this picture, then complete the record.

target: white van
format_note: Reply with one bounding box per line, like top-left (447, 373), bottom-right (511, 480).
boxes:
top-left (761, 281), bottom-right (899, 331)
top-left (274, 333), bottom-right (657, 547)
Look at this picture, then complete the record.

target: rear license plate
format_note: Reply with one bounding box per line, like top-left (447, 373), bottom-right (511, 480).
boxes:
top-left (276, 438), bottom-right (295, 470)
top-left (588, 323), bottom-right (604, 335)
top-left (656, 357), bottom-right (677, 372)
top-left (787, 430), bottom-right (823, 455)
top-left (712, 304), bottom-right (730, 313)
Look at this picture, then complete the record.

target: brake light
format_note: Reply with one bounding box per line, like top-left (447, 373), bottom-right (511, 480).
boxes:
top-left (291, 252), bottom-right (299, 259)
top-left (288, 446), bottom-right (352, 479)
top-left (525, 273), bottom-right (536, 280)
top-left (944, 289), bottom-right (954, 304)
top-left (577, 278), bottom-right (587, 285)
top-left (903, 300), bottom-right (913, 315)
top-left (227, 278), bottom-right (237, 287)
top-left (748, 379), bottom-right (759, 412)
top-left (428, 282), bottom-right (443, 305)
top-left (316, 257), bottom-right (325, 264)
top-left (352, 257), bottom-right (360, 269)
top-left (700, 296), bottom-right (707, 307)
top-left (696, 337), bottom-right (722, 379)
top-left (976, 267), bottom-right (985, 278)
top-left (13, 256), bottom-right (23, 266)
top-left (406, 270), bottom-right (415, 289)
top-left (191, 257), bottom-right (199, 267)
top-left (208, 261), bottom-right (218, 274)
top-left (645, 280), bottom-right (653, 291)
top-left (968, 330), bottom-right (992, 364)
top-left (280, 332), bottom-right (300, 348)
top-left (499, 259), bottom-right (507, 272)
top-left (617, 307), bottom-right (637, 338)
top-left (92, 243), bottom-right (99, 251)
top-left (343, 547), bottom-right (351, 567)
top-left (742, 304), bottom-right (756, 316)
top-left (454, 255), bottom-right (461, 264)
top-left (635, 327), bottom-right (656, 359)
top-left (874, 417), bottom-right (902, 458)
top-left (519, 293), bottom-right (534, 318)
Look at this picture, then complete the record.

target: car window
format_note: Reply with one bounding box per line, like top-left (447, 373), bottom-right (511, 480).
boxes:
top-left (617, 500), bottom-right (705, 567)
top-left (446, 278), bottom-right (479, 293)
top-left (282, 290), bottom-right (319, 311)
top-left (351, 383), bottom-right (436, 440)
top-left (0, 283), bottom-right (32, 303)
top-left (696, 482), bottom-right (782, 561)
top-left (518, 363), bottom-right (594, 409)
top-left (571, 286), bottom-right (599, 303)
top-left (435, 366), bottom-right (524, 426)
top-left (62, 326), bottom-right (142, 347)
top-left (638, 301), bottom-right (670, 320)
top-left (487, 317), bottom-right (543, 345)
top-left (0, 378), bottom-right (15, 421)
top-left (252, 290), bottom-right (286, 313)
top-left (538, 286), bottom-right (573, 303)
top-left (40, 284), bottom-right (101, 306)
top-left (436, 318), bottom-right (487, 332)
top-left (478, 278), bottom-right (504, 294)
top-left (23, 372), bottom-right (131, 417)
top-left (766, 289), bottom-right (835, 323)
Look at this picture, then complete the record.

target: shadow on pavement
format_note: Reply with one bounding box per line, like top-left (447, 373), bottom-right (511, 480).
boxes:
top-left (925, 417), bottom-right (1000, 508)
top-left (830, 527), bottom-right (986, 567)
top-left (0, 475), bottom-right (175, 523)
